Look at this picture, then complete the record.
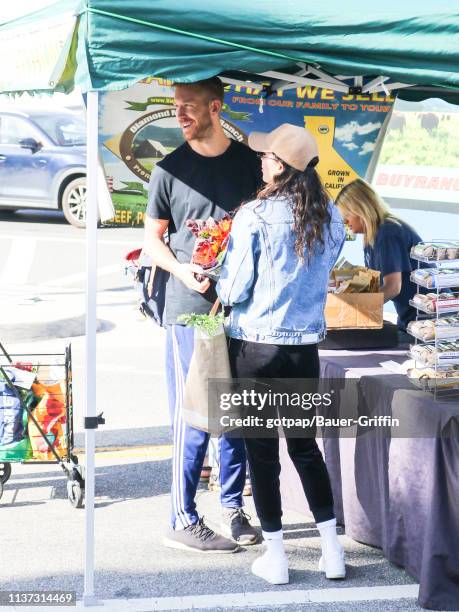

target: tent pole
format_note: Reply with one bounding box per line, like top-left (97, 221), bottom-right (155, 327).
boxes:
top-left (83, 90), bottom-right (100, 607)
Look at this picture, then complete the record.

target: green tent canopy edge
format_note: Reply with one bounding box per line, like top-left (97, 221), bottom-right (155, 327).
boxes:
top-left (1, 1), bottom-right (459, 102)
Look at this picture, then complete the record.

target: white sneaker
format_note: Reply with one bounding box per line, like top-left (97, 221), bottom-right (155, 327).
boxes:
top-left (318, 550), bottom-right (346, 579)
top-left (251, 551), bottom-right (289, 585)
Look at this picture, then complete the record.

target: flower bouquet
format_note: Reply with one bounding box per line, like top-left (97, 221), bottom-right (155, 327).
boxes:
top-left (186, 214), bottom-right (232, 280)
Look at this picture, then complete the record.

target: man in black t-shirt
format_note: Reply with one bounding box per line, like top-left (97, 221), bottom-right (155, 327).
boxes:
top-left (143, 77), bottom-right (262, 553)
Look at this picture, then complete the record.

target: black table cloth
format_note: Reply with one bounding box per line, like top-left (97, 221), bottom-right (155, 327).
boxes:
top-left (279, 349), bottom-right (459, 610)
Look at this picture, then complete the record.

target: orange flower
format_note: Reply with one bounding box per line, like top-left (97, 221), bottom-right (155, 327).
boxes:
top-left (220, 218), bottom-right (231, 233)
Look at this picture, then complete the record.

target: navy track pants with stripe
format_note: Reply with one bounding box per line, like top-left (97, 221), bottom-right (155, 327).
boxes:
top-left (166, 324), bottom-right (246, 529)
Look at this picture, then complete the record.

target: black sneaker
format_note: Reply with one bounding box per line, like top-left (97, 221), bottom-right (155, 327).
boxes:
top-left (221, 508), bottom-right (260, 546)
top-left (163, 517), bottom-right (239, 553)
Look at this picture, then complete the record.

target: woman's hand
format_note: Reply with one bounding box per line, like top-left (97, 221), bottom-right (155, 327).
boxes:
top-left (382, 272), bottom-right (402, 302)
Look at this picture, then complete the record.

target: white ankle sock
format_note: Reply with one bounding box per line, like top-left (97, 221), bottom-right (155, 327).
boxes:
top-left (252, 529), bottom-right (289, 585)
top-left (316, 518), bottom-right (342, 556)
top-left (262, 529), bottom-right (285, 556)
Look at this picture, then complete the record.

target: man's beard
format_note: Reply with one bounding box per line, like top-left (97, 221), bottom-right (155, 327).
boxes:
top-left (185, 116), bottom-right (214, 141)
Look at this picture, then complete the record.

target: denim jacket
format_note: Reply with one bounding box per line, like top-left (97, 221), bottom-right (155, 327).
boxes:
top-left (216, 196), bottom-right (345, 345)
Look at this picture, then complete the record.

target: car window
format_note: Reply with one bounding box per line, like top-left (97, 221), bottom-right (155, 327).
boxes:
top-left (0, 115), bottom-right (34, 145)
top-left (33, 114), bottom-right (86, 146)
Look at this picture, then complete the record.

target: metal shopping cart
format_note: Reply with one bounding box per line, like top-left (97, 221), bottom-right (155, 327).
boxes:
top-left (0, 342), bottom-right (84, 508)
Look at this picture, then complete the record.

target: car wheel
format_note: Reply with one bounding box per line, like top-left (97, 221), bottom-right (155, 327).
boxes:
top-left (61, 177), bottom-right (88, 228)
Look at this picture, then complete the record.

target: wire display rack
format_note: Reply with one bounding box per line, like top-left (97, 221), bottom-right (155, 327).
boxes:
top-left (407, 242), bottom-right (459, 398)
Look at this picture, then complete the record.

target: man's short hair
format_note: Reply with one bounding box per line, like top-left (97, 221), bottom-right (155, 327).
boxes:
top-left (175, 77), bottom-right (224, 103)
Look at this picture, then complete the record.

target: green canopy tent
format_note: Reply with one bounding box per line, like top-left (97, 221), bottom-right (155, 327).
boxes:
top-left (2, 0), bottom-right (459, 100)
top-left (1, 1), bottom-right (459, 606)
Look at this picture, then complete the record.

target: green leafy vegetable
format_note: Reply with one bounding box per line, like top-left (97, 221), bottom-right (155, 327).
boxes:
top-left (177, 312), bottom-right (225, 337)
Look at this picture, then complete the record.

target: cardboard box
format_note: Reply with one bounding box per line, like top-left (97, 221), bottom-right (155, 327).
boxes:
top-left (325, 293), bottom-right (384, 329)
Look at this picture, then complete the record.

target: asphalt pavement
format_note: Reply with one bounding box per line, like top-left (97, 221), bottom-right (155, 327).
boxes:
top-left (0, 211), bottom-right (428, 611)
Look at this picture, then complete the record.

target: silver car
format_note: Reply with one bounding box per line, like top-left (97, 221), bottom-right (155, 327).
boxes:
top-left (0, 107), bottom-right (87, 227)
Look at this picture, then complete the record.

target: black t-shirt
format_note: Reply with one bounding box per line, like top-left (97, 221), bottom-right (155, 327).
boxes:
top-left (146, 140), bottom-right (262, 324)
top-left (364, 217), bottom-right (422, 331)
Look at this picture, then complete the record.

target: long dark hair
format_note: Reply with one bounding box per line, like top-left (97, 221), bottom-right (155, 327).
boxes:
top-left (257, 156), bottom-right (331, 261)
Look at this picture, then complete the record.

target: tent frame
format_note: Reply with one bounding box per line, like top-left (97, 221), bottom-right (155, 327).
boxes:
top-left (220, 65), bottom-right (415, 102)
top-left (83, 90), bottom-right (100, 607)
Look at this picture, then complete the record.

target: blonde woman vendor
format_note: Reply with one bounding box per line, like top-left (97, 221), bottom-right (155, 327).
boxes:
top-left (336, 178), bottom-right (423, 332)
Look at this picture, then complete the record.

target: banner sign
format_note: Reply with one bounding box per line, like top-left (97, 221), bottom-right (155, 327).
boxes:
top-left (98, 78), bottom-right (394, 226)
top-left (0, 12), bottom-right (75, 94)
top-left (373, 104), bottom-right (459, 204)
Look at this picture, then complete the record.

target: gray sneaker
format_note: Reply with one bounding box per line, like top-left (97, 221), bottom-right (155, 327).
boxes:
top-left (163, 517), bottom-right (239, 554)
top-left (221, 508), bottom-right (260, 545)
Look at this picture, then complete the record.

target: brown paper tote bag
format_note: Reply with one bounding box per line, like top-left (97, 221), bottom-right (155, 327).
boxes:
top-left (182, 299), bottom-right (237, 435)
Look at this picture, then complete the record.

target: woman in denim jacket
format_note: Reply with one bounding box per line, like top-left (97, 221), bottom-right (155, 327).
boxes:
top-left (217, 123), bottom-right (346, 585)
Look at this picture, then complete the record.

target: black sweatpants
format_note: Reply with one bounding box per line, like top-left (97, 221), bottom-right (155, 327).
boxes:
top-left (228, 338), bottom-right (335, 532)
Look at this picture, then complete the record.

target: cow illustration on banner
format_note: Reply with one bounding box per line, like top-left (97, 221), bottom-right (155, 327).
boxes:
top-left (98, 78), bottom-right (394, 226)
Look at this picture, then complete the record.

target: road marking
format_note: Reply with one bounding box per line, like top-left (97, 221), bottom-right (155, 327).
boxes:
top-left (73, 364), bottom-right (159, 375)
top-left (284, 526), bottom-right (320, 534)
top-left (308, 584), bottom-right (418, 603)
top-left (74, 444), bottom-right (173, 460)
top-left (5, 447), bottom-right (172, 487)
top-left (0, 233), bottom-right (140, 245)
top-left (7, 447), bottom-right (173, 484)
top-left (46, 264), bottom-right (121, 286)
top-left (8, 474), bottom-right (69, 484)
top-left (74, 584), bottom-right (419, 610)
top-left (1, 237), bottom-right (37, 284)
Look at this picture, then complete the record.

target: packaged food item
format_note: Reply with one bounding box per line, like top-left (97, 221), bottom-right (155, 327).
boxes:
top-left (407, 315), bottom-right (459, 341)
top-left (411, 241), bottom-right (459, 261)
top-left (410, 344), bottom-right (436, 365)
top-left (407, 319), bottom-right (436, 341)
top-left (411, 268), bottom-right (459, 289)
top-left (411, 292), bottom-right (459, 313)
top-left (410, 340), bottom-right (459, 366)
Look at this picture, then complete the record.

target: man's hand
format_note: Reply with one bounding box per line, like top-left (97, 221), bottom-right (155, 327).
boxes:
top-left (173, 263), bottom-right (211, 293)
top-left (143, 216), bottom-right (210, 293)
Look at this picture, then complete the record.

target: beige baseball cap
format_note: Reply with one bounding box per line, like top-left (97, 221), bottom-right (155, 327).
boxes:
top-left (248, 123), bottom-right (319, 171)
